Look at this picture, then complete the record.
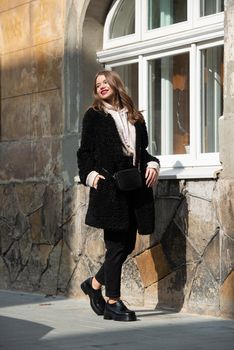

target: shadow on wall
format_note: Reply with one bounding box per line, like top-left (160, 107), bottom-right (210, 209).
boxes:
top-left (152, 163), bottom-right (188, 312)
top-left (0, 0), bottom-right (112, 297)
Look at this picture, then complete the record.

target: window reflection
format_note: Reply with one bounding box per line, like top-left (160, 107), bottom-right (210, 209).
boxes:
top-left (110, 0), bottom-right (135, 39)
top-left (200, 0), bottom-right (224, 16)
top-left (113, 64), bottom-right (138, 108)
top-left (149, 53), bottom-right (190, 155)
top-left (201, 46), bottom-right (223, 153)
top-left (148, 0), bottom-right (187, 30)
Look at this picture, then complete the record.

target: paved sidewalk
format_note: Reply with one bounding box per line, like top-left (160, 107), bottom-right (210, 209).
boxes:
top-left (0, 290), bottom-right (233, 350)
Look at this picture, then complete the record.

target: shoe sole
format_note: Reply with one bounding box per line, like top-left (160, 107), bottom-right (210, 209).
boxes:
top-left (104, 311), bottom-right (137, 321)
top-left (80, 281), bottom-right (104, 316)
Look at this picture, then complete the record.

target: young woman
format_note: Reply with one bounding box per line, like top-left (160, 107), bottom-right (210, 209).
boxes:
top-left (77, 70), bottom-right (160, 321)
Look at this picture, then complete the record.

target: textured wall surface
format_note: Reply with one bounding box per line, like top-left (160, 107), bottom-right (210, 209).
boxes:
top-left (1, 177), bottom-right (233, 318)
top-left (0, 0), bottom-right (68, 293)
top-left (0, 0), bottom-right (233, 319)
top-left (0, 0), bottom-right (65, 181)
top-left (217, 0), bottom-right (234, 319)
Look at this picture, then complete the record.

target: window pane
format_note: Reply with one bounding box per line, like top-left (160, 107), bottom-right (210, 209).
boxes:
top-left (201, 46), bottom-right (223, 153)
top-left (148, 0), bottom-right (187, 30)
top-left (148, 53), bottom-right (190, 155)
top-left (110, 0), bottom-right (135, 39)
top-left (200, 0), bottom-right (224, 16)
top-left (113, 64), bottom-right (138, 108)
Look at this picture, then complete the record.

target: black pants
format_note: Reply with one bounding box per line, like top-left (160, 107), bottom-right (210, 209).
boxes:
top-left (95, 202), bottom-right (137, 298)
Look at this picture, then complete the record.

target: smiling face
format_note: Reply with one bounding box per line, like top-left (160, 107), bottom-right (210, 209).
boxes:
top-left (95, 74), bottom-right (115, 102)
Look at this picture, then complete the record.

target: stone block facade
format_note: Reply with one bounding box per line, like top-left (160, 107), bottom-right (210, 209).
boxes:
top-left (0, 0), bottom-right (233, 319)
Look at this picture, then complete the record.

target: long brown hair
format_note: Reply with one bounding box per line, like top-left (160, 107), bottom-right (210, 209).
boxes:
top-left (92, 70), bottom-right (144, 124)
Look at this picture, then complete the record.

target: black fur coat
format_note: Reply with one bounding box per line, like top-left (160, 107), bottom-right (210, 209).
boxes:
top-left (77, 107), bottom-right (160, 235)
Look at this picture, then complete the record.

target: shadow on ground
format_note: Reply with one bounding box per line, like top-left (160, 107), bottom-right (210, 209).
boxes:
top-left (0, 312), bottom-right (233, 350)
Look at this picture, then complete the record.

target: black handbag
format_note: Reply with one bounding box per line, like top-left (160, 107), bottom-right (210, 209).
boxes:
top-left (113, 168), bottom-right (142, 191)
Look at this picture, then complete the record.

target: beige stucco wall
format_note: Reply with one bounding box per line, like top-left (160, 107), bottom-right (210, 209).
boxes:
top-left (0, 0), bottom-right (69, 293)
top-left (0, 0), bottom-right (65, 179)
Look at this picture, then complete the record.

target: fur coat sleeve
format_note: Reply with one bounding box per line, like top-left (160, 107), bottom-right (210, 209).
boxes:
top-left (77, 110), bottom-right (98, 185)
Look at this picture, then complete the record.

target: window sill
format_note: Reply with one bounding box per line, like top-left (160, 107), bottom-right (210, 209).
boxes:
top-left (159, 165), bottom-right (222, 180)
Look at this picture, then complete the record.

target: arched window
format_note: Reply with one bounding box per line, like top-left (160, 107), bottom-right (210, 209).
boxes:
top-left (98, 0), bottom-right (224, 179)
top-left (104, 0), bottom-right (140, 47)
top-left (109, 0), bottom-right (135, 39)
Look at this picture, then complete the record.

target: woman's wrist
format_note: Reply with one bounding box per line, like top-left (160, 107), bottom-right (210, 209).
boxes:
top-left (86, 171), bottom-right (99, 187)
top-left (147, 161), bottom-right (160, 173)
top-left (92, 174), bottom-right (100, 188)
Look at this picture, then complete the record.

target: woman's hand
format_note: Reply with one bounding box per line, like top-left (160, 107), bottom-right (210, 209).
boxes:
top-left (93, 174), bottom-right (106, 189)
top-left (145, 167), bottom-right (159, 187)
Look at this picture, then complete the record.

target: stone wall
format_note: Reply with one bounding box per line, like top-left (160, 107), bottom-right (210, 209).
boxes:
top-left (0, 175), bottom-right (233, 318)
top-left (68, 178), bottom-right (233, 318)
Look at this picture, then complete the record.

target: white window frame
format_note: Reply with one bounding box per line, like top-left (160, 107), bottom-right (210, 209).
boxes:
top-left (103, 0), bottom-right (141, 49)
top-left (143, 47), bottom-right (193, 169)
top-left (104, 0), bottom-right (224, 50)
top-left (196, 40), bottom-right (224, 164)
top-left (98, 0), bottom-right (224, 179)
top-left (142, 0), bottom-right (191, 41)
top-left (196, 0), bottom-right (224, 26)
top-left (106, 58), bottom-right (139, 105)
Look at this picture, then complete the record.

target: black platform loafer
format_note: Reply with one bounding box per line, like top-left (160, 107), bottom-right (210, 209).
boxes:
top-left (104, 300), bottom-right (137, 321)
top-left (80, 277), bottom-right (106, 316)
